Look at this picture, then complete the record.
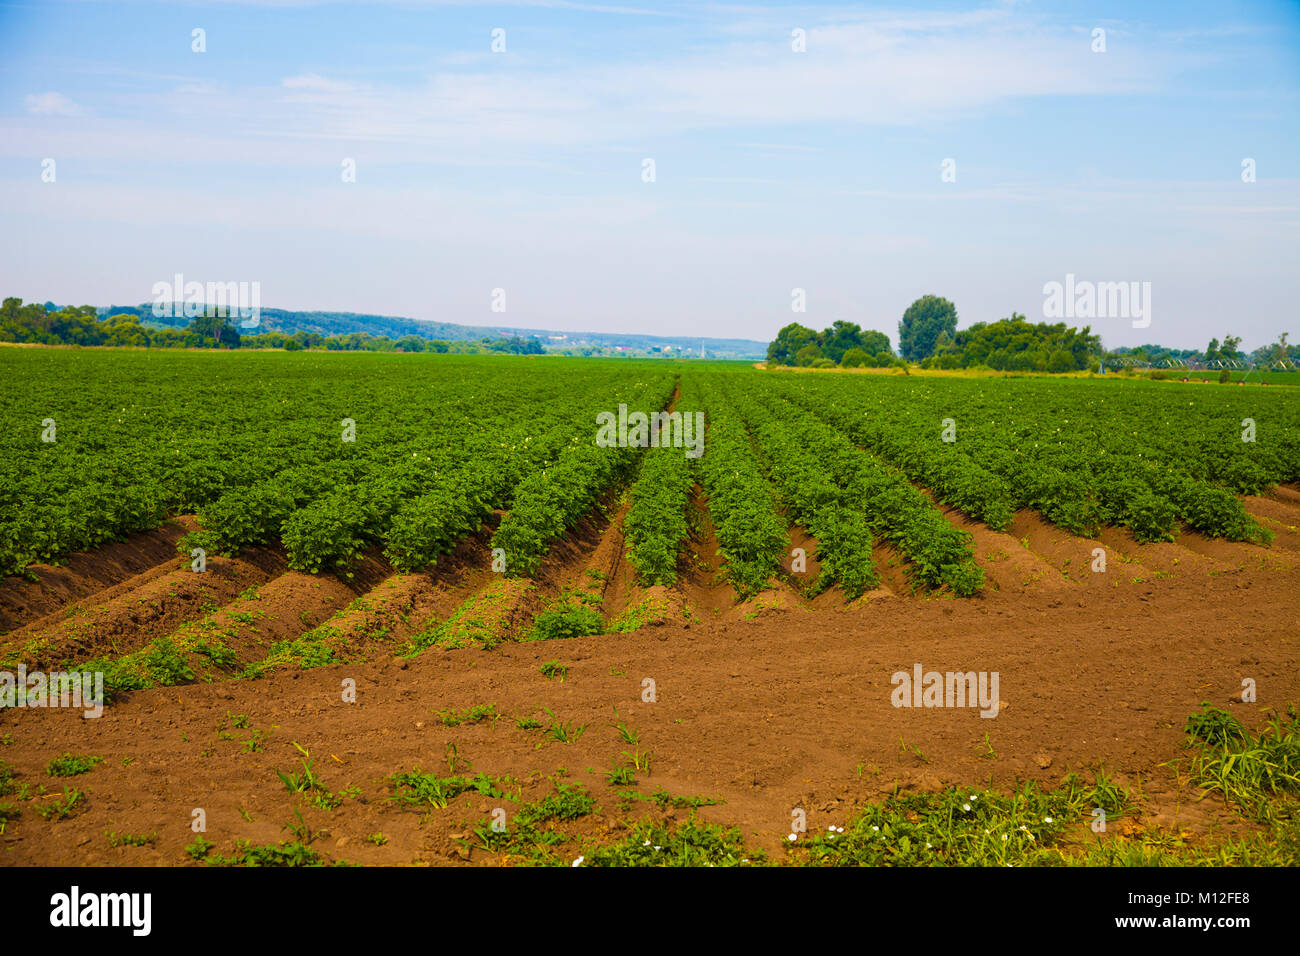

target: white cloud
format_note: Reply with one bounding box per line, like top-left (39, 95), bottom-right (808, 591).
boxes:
top-left (24, 92), bottom-right (82, 116)
top-left (282, 73), bottom-right (356, 93)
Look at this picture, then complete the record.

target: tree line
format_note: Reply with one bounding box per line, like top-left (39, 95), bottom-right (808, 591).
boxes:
top-left (0, 299), bottom-right (544, 355)
top-left (767, 294), bottom-right (1295, 373)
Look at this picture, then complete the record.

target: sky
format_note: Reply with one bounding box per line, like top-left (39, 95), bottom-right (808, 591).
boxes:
top-left (0, 0), bottom-right (1297, 351)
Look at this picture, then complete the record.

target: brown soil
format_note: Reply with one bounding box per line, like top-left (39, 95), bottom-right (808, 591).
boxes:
top-left (0, 518), bottom-right (197, 635)
top-left (2, 483), bottom-right (1298, 866)
top-left (0, 548), bottom-right (284, 670)
top-left (680, 485), bottom-right (739, 615)
top-left (1, 560), bottom-right (1294, 866)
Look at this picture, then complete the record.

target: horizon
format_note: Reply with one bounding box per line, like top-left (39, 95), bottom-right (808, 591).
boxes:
top-left (2, 0), bottom-right (1297, 352)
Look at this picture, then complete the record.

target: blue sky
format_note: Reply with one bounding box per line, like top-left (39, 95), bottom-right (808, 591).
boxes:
top-left (1, 0), bottom-right (1296, 350)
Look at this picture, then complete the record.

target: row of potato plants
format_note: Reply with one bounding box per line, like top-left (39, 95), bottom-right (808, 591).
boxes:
top-left (685, 375), bottom-right (788, 597)
top-left (775, 374), bottom-right (1284, 544)
top-left (716, 377), bottom-right (879, 598)
top-left (493, 374), bottom-right (678, 577)
top-left (744, 383), bottom-right (985, 596)
top-left (0, 350), bottom-right (668, 578)
top-left (622, 392), bottom-right (696, 587)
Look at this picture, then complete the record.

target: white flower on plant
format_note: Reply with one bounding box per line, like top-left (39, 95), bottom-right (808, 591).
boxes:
top-left (572, 856), bottom-right (584, 867)
top-left (788, 833), bottom-right (798, 842)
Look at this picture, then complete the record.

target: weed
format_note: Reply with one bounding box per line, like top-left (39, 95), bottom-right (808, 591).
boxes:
top-left (106, 830), bottom-right (157, 848)
top-left (47, 753), bottom-right (103, 777)
top-left (543, 708), bottom-right (586, 743)
top-left (539, 660), bottom-right (568, 682)
top-left (36, 787), bottom-right (85, 821)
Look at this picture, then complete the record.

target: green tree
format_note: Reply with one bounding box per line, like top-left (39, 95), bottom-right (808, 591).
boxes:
top-left (767, 323), bottom-right (819, 365)
top-left (898, 295), bottom-right (957, 362)
top-left (187, 309), bottom-right (241, 348)
top-left (821, 320), bottom-right (864, 363)
top-left (860, 329), bottom-right (891, 356)
top-left (1047, 349), bottom-right (1075, 373)
top-left (794, 343), bottom-right (822, 367)
top-left (840, 347), bottom-right (869, 368)
top-left (1272, 332), bottom-right (1291, 364)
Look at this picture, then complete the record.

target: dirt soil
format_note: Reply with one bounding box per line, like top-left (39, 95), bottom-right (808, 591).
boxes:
top-left (1, 488), bottom-right (1297, 866)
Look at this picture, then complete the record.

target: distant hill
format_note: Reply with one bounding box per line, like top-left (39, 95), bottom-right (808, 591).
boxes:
top-left (98, 304), bottom-right (767, 360)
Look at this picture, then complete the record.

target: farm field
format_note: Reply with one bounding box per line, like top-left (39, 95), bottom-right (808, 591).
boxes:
top-left (1, 348), bottom-right (1298, 866)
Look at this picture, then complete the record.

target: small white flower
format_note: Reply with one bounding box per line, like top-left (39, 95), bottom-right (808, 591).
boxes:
top-left (654, 846), bottom-right (662, 852)
top-left (962, 804), bottom-right (971, 811)
top-left (1043, 816), bottom-right (1053, 824)
top-left (871, 826), bottom-right (879, 831)
top-left (827, 825), bottom-right (836, 831)
top-left (572, 856), bottom-right (584, 867)
top-left (788, 833), bottom-right (798, 842)
top-left (836, 826), bottom-right (844, 833)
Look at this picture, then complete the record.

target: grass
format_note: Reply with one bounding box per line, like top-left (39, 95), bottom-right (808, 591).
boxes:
top-left (436, 703), bottom-right (500, 727)
top-left (387, 768), bottom-right (505, 809)
top-left (192, 837), bottom-right (350, 867)
top-left (582, 818), bottom-right (762, 867)
top-left (46, 753), bottom-right (103, 777)
top-left (609, 592), bottom-right (673, 633)
top-left (539, 660), bottom-right (568, 682)
top-left (409, 579), bottom-right (534, 651)
top-left (542, 708), bottom-right (586, 743)
top-left (35, 787), bottom-right (86, 821)
top-left (526, 600), bottom-right (604, 642)
top-left (468, 781), bottom-right (598, 863)
top-left (610, 721), bottom-right (640, 745)
top-left (1182, 702), bottom-right (1300, 822)
top-left (273, 743), bottom-right (358, 811)
top-left (785, 774), bottom-right (1128, 866)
